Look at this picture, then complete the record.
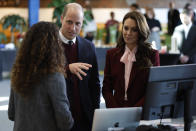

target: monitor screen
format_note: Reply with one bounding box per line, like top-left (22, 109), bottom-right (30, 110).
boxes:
top-left (142, 64), bottom-right (196, 120)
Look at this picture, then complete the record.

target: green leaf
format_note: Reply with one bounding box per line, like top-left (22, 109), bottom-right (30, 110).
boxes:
top-left (48, 0), bottom-right (75, 27)
top-left (0, 32), bottom-right (7, 43)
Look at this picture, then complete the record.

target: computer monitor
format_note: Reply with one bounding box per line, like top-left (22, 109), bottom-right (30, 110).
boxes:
top-left (92, 107), bottom-right (142, 131)
top-left (142, 64), bottom-right (196, 131)
top-left (159, 53), bottom-right (180, 66)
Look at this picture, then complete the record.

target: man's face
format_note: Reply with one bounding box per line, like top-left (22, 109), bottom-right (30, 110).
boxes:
top-left (180, 13), bottom-right (192, 25)
top-left (61, 8), bottom-right (83, 40)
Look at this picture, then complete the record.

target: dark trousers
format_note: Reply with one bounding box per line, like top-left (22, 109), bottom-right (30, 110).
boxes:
top-left (71, 117), bottom-right (91, 131)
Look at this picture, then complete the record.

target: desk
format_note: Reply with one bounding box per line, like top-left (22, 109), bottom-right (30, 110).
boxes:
top-left (139, 116), bottom-right (196, 131)
top-left (0, 49), bottom-right (17, 80)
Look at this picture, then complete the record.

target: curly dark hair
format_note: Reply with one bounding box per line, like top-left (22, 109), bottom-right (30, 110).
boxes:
top-left (11, 22), bottom-right (66, 97)
top-left (117, 11), bottom-right (154, 68)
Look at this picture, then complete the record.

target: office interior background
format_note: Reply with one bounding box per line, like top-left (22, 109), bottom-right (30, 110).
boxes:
top-left (1, 0), bottom-right (196, 131)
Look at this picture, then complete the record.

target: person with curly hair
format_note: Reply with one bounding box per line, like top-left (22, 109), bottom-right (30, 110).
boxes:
top-left (102, 11), bottom-right (160, 108)
top-left (8, 22), bottom-right (74, 131)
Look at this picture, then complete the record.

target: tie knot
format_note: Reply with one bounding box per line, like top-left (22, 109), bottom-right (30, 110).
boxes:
top-left (68, 41), bottom-right (73, 45)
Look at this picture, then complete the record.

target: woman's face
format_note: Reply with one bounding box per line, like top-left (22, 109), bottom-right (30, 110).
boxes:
top-left (123, 18), bottom-right (139, 46)
top-left (147, 11), bottom-right (153, 19)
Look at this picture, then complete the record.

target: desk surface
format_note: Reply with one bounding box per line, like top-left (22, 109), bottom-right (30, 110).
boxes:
top-left (0, 49), bottom-right (17, 72)
top-left (140, 116), bottom-right (196, 131)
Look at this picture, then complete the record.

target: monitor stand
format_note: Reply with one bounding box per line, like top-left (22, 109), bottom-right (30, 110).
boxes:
top-left (158, 81), bottom-right (193, 131)
top-left (181, 82), bottom-right (193, 131)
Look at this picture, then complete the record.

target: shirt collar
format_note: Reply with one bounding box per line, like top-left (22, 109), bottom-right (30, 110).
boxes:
top-left (183, 23), bottom-right (192, 30)
top-left (59, 30), bottom-right (76, 44)
top-left (183, 23), bottom-right (192, 38)
top-left (125, 45), bottom-right (137, 54)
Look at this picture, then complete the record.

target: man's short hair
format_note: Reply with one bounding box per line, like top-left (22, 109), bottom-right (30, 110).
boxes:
top-left (181, 8), bottom-right (193, 16)
top-left (130, 3), bottom-right (140, 9)
top-left (62, 3), bottom-right (83, 18)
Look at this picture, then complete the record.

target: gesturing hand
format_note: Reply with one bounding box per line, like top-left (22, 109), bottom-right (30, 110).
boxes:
top-left (69, 63), bottom-right (92, 80)
top-left (180, 55), bottom-right (189, 64)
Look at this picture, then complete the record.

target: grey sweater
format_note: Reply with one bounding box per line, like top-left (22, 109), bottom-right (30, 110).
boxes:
top-left (8, 72), bottom-right (74, 131)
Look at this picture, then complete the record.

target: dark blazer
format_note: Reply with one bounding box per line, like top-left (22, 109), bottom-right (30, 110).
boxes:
top-left (102, 48), bottom-right (160, 108)
top-left (168, 9), bottom-right (181, 35)
top-left (65, 36), bottom-right (100, 125)
top-left (8, 73), bottom-right (74, 131)
top-left (173, 25), bottom-right (196, 63)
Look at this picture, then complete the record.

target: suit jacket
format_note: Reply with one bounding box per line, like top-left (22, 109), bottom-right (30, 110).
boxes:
top-left (168, 9), bottom-right (180, 35)
top-left (8, 73), bottom-right (74, 131)
top-left (102, 47), bottom-right (160, 108)
top-left (65, 36), bottom-right (100, 125)
top-left (173, 25), bottom-right (196, 63)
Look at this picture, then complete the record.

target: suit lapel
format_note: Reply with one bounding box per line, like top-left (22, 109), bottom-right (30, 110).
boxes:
top-left (77, 36), bottom-right (83, 62)
top-left (127, 62), bottom-right (138, 89)
top-left (186, 25), bottom-right (193, 40)
top-left (182, 26), bottom-right (193, 50)
top-left (186, 26), bottom-right (194, 42)
top-left (117, 50), bottom-right (126, 91)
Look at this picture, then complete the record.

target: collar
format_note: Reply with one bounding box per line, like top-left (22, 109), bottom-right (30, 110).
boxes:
top-left (59, 30), bottom-right (76, 44)
top-left (125, 45), bottom-right (137, 54)
top-left (183, 23), bottom-right (192, 38)
top-left (183, 23), bottom-right (192, 30)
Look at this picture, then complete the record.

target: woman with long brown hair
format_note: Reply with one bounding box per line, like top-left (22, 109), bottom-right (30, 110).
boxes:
top-left (8, 22), bottom-right (73, 131)
top-left (102, 11), bottom-right (160, 108)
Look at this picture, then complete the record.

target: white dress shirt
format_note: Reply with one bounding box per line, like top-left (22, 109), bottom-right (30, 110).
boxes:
top-left (59, 30), bottom-right (76, 44)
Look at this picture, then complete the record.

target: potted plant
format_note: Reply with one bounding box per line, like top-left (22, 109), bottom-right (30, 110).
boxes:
top-left (48, 0), bottom-right (75, 27)
top-left (0, 14), bottom-right (26, 43)
top-left (0, 32), bottom-right (7, 44)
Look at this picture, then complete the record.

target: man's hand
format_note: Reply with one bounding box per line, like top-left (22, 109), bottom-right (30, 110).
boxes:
top-left (69, 63), bottom-right (92, 80)
top-left (180, 55), bottom-right (189, 64)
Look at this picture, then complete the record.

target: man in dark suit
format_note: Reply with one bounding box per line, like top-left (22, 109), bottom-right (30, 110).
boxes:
top-left (59, 3), bottom-right (100, 131)
top-left (167, 1), bottom-right (181, 35)
top-left (172, 8), bottom-right (196, 64)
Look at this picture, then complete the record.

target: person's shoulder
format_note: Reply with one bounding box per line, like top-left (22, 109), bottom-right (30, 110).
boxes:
top-left (114, 20), bottom-right (119, 23)
top-left (44, 73), bottom-right (66, 92)
top-left (77, 36), bottom-right (93, 45)
top-left (174, 9), bottom-right (180, 13)
top-left (106, 47), bottom-right (120, 55)
top-left (154, 19), bottom-right (160, 23)
top-left (191, 25), bottom-right (196, 29)
top-left (174, 25), bottom-right (183, 31)
top-left (190, 25), bottom-right (196, 34)
top-left (45, 72), bottom-right (64, 83)
top-left (151, 48), bottom-right (159, 54)
top-left (107, 47), bottom-right (119, 52)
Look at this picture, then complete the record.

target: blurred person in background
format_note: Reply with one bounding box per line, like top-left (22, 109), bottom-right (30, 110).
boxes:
top-left (129, 3), bottom-right (140, 12)
top-left (8, 22), bottom-right (74, 131)
top-left (172, 9), bottom-right (196, 64)
top-left (83, 0), bottom-right (97, 42)
top-left (145, 7), bottom-right (162, 50)
top-left (167, 1), bottom-right (181, 35)
top-left (102, 11), bottom-right (160, 108)
top-left (105, 11), bottom-right (119, 44)
top-left (184, 3), bottom-right (196, 25)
